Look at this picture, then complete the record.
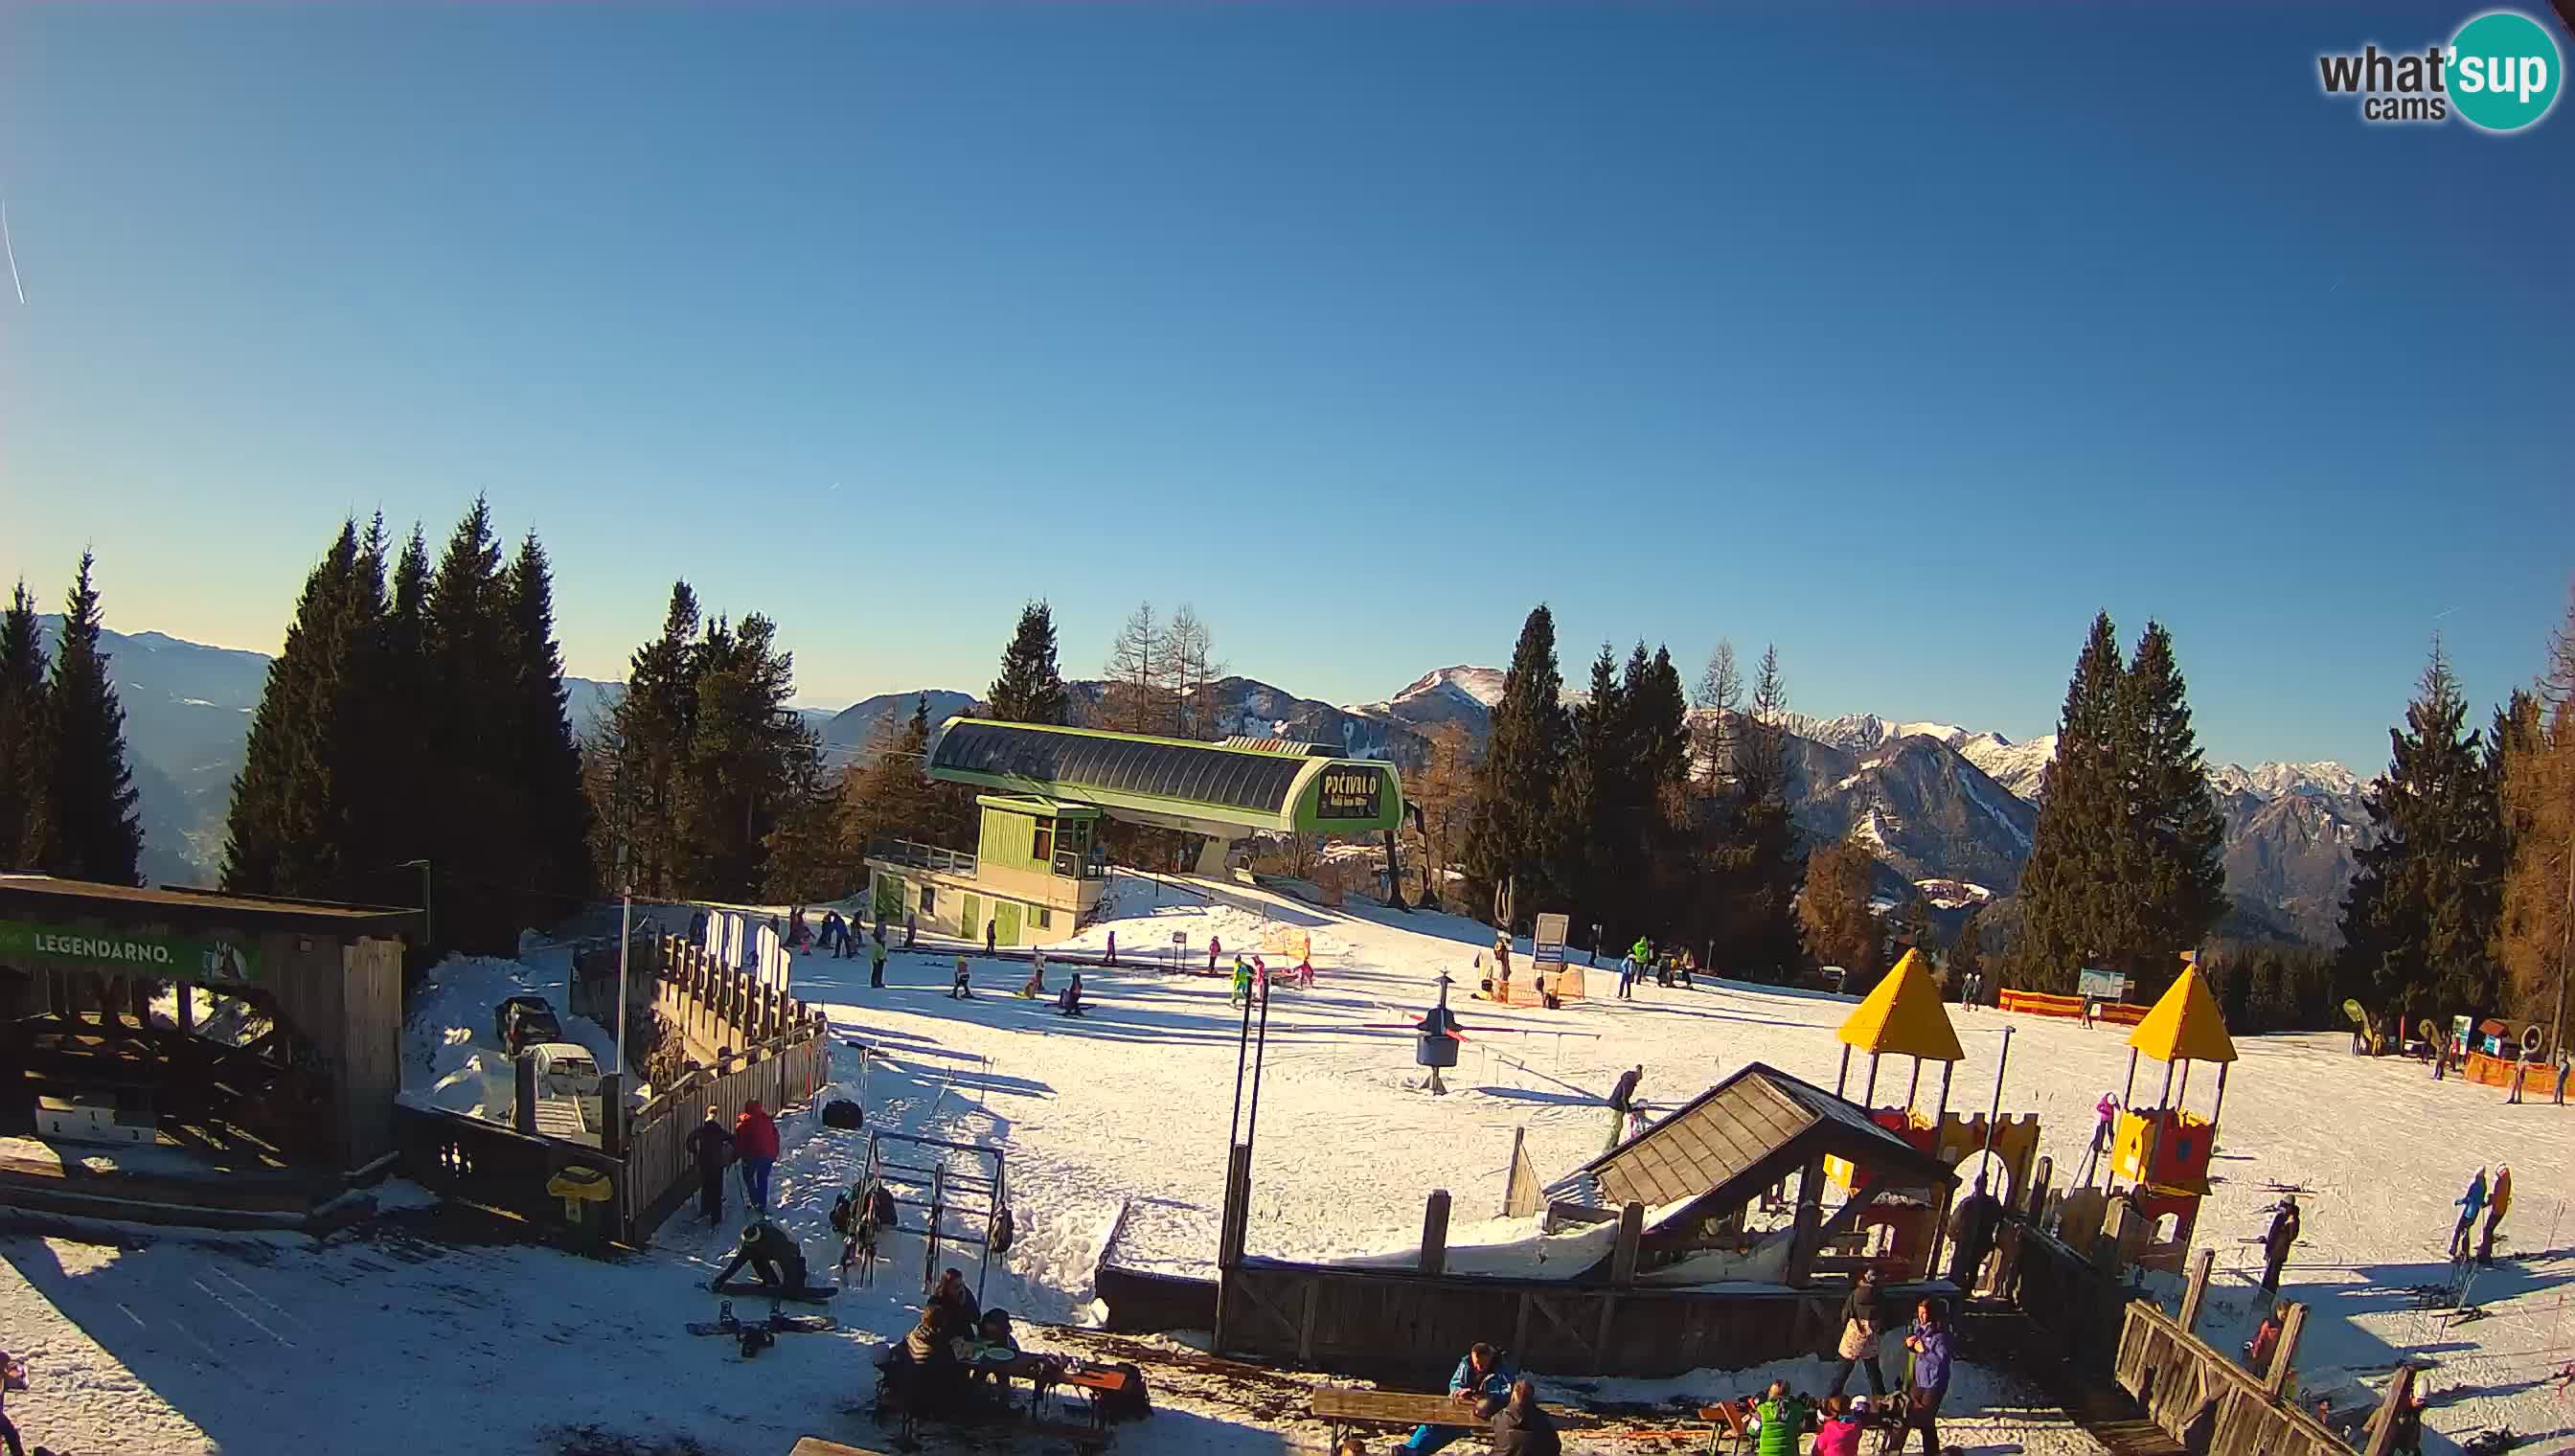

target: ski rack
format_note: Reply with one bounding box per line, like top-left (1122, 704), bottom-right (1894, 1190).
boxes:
top-left (861, 1128), bottom-right (1009, 1303)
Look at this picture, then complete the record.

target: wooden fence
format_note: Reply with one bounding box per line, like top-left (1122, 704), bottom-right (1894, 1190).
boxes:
top-left (623, 1030), bottom-right (832, 1243)
top-left (573, 934), bottom-right (828, 1067)
top-left (2115, 1300), bottom-right (2348, 1456)
top-left (393, 1103), bottom-right (623, 1234)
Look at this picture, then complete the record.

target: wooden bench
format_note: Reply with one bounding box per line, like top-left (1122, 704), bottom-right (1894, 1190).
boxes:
top-left (1309, 1387), bottom-right (1579, 1446)
top-left (1699, 1400), bottom-right (1750, 1456)
top-left (788, 1440), bottom-right (895, 1456)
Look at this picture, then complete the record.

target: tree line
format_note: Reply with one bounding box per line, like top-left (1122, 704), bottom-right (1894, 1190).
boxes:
top-left (0, 555), bottom-right (148, 885)
top-left (220, 504), bottom-right (592, 954)
top-left (2333, 588), bottom-right (2575, 1039)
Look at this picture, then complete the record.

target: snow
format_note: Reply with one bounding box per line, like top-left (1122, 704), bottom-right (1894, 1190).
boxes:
top-left (397, 954), bottom-right (626, 1121)
top-left (8, 870), bottom-right (2567, 1453)
top-left (1912, 878), bottom-right (1993, 911)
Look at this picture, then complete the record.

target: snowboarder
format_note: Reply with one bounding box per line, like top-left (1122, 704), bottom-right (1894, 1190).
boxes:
top-left (1606, 1065), bottom-right (1644, 1152)
top-left (685, 1105), bottom-right (734, 1223)
top-left (1899, 1300), bottom-right (1953, 1456)
top-left (1828, 1265), bottom-right (1887, 1399)
top-left (734, 1099), bottom-right (780, 1213)
top-left (1945, 1174), bottom-right (2003, 1295)
top-left (2259, 1194), bottom-right (2300, 1293)
top-left (869, 936), bottom-right (888, 990)
top-left (950, 955), bottom-right (974, 999)
top-left (2479, 1163), bottom-right (2513, 1265)
top-left (2452, 1168), bottom-right (2489, 1259)
top-left (713, 1217), bottom-right (809, 1293)
top-left (1058, 972), bottom-right (1085, 1017)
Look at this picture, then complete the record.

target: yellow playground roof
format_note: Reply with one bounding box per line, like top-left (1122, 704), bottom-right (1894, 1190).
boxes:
top-left (1837, 949), bottom-right (1965, 1062)
top-left (2127, 967), bottom-right (2239, 1065)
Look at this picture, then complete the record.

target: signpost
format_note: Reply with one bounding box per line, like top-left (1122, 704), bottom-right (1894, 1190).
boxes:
top-left (1532, 913), bottom-right (1568, 972)
top-left (2076, 967), bottom-right (2131, 1002)
top-left (0, 920), bottom-right (257, 984)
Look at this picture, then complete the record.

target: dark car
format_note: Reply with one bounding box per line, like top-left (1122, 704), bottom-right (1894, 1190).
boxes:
top-left (493, 995), bottom-right (563, 1057)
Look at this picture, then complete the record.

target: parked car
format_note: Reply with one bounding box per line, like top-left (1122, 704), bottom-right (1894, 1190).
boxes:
top-left (523, 1042), bottom-right (605, 1147)
top-left (493, 995), bottom-right (563, 1058)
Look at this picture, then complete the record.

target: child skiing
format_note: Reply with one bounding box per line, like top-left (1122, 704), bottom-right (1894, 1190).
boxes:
top-left (2451, 1168), bottom-right (2488, 1259)
top-left (950, 955), bottom-right (975, 1000)
top-left (2479, 1163), bottom-right (2513, 1265)
top-left (1230, 955), bottom-right (1254, 1008)
top-left (870, 936), bottom-right (888, 990)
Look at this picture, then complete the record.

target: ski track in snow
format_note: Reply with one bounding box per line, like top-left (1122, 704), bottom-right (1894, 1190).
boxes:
top-left (6, 873), bottom-right (2570, 1453)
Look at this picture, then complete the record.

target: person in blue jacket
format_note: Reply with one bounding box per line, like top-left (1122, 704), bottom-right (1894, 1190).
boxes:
top-left (1401, 1343), bottom-right (1515, 1454)
top-left (2450, 1168), bottom-right (2488, 1259)
top-left (1900, 1299), bottom-right (1954, 1456)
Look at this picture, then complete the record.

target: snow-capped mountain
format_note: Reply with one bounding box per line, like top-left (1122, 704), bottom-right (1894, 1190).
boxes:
top-left (1953, 733), bottom-right (2058, 801)
top-left (1782, 713), bottom-right (1972, 754)
top-left (2208, 761), bottom-right (2364, 803)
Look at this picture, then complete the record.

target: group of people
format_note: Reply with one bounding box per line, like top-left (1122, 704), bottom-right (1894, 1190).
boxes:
top-left (878, 1269), bottom-right (1026, 1422)
top-left (2451, 1164), bottom-right (2513, 1265)
top-left (1612, 938), bottom-right (1695, 999)
top-left (683, 1098), bottom-right (781, 1222)
top-left (1826, 1270), bottom-right (1957, 1455)
top-left (1228, 952), bottom-right (1314, 1006)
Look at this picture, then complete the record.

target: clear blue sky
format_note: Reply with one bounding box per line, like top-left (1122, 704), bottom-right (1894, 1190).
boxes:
top-left (3, 4), bottom-right (2567, 772)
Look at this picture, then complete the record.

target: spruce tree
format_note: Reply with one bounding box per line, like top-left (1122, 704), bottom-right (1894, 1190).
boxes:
top-left (223, 520), bottom-right (383, 899)
top-left (422, 498), bottom-right (524, 947)
top-left (2334, 644), bottom-right (2506, 1024)
top-left (2113, 623), bottom-right (2228, 995)
top-left (39, 552), bottom-right (145, 884)
top-left (2498, 586), bottom-right (2575, 1036)
top-left (503, 531), bottom-right (596, 900)
top-left (1720, 645), bottom-right (1803, 979)
top-left (1548, 645), bottom-right (1623, 929)
top-left (599, 582), bottom-right (703, 896)
top-left (0, 582), bottom-right (47, 871)
top-left (1798, 837), bottom-right (1880, 978)
top-left (1951, 903), bottom-right (1986, 997)
top-left (2005, 613), bottom-right (2128, 992)
top-left (1465, 604), bottom-right (1568, 926)
top-left (988, 602), bottom-right (1070, 725)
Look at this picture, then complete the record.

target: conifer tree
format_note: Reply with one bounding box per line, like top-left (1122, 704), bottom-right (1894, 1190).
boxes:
top-left (0, 581), bottom-right (48, 871)
top-left (1715, 645), bottom-right (1803, 979)
top-left (2005, 614), bottom-right (2129, 992)
top-left (38, 552), bottom-right (144, 884)
top-left (421, 498), bottom-right (530, 947)
top-left (1951, 902), bottom-right (1986, 997)
top-left (1548, 645), bottom-right (1624, 927)
top-left (598, 582), bottom-right (704, 896)
top-left (2334, 644), bottom-right (2505, 1023)
top-left (987, 601), bottom-right (1069, 725)
top-left (1798, 837), bottom-right (1880, 978)
top-left (223, 520), bottom-right (384, 899)
top-left (2112, 623), bottom-right (2228, 995)
top-left (503, 532), bottom-right (596, 901)
top-left (1465, 604), bottom-right (1568, 926)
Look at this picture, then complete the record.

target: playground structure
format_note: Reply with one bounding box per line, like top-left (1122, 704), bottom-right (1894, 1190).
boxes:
top-left (2102, 955), bottom-right (2236, 1273)
top-left (858, 1128), bottom-right (1010, 1303)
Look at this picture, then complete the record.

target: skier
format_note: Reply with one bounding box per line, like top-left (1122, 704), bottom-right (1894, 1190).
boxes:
top-left (2259, 1194), bottom-right (2300, 1293)
top-left (1058, 972), bottom-right (1086, 1017)
top-left (949, 955), bottom-right (974, 1000)
top-left (685, 1104), bottom-right (734, 1223)
top-left (2478, 1163), bottom-right (2513, 1265)
top-left (869, 935), bottom-right (888, 990)
top-left (2450, 1168), bottom-right (2488, 1259)
top-left (1606, 1065), bottom-right (1644, 1152)
top-left (2558, 1047), bottom-right (2570, 1106)
top-left (712, 1217), bottom-right (809, 1294)
top-left (734, 1099), bottom-right (780, 1214)
top-left (1230, 955), bottom-right (1254, 1008)
top-left (1616, 947), bottom-right (1639, 1001)
top-left (1209, 935), bottom-right (1222, 973)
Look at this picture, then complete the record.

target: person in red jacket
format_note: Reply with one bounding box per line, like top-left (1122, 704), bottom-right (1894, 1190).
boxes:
top-left (734, 1099), bottom-right (781, 1214)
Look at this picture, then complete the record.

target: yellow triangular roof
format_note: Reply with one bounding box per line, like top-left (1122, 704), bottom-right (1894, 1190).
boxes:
top-left (2127, 966), bottom-right (2238, 1064)
top-left (1837, 949), bottom-right (1965, 1062)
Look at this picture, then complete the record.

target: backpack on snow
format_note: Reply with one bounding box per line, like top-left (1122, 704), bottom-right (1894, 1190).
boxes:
top-left (1098, 1360), bottom-right (1150, 1422)
top-left (869, 1184), bottom-right (898, 1229)
top-left (822, 1099), bottom-right (865, 1130)
top-left (830, 1192), bottom-right (855, 1237)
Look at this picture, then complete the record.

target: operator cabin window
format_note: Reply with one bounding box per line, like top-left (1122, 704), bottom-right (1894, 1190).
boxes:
top-left (1031, 818), bottom-right (1055, 863)
top-left (1034, 907), bottom-right (1051, 929)
top-left (921, 885), bottom-right (936, 915)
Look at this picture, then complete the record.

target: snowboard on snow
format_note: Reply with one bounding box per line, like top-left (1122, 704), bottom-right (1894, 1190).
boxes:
top-left (690, 1313), bottom-right (839, 1335)
top-left (712, 1279), bottom-right (838, 1303)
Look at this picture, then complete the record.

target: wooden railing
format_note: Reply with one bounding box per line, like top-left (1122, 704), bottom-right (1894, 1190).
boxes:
top-left (393, 1103), bottom-right (622, 1232)
top-left (623, 1031), bottom-right (831, 1243)
top-left (2116, 1300), bottom-right (2348, 1456)
top-left (575, 935), bottom-right (829, 1066)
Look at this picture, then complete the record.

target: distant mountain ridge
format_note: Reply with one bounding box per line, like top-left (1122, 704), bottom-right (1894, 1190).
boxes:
top-left (52, 626), bottom-right (2368, 943)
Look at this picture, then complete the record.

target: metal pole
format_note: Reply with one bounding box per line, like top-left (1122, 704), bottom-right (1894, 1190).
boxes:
top-left (616, 885), bottom-right (632, 1079)
top-left (2553, 841), bottom-right (2575, 1060)
top-left (1982, 1026), bottom-right (2015, 1160)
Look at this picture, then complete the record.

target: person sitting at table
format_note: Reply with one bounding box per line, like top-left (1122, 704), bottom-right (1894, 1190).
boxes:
top-left (1401, 1343), bottom-right (1515, 1454)
top-left (1485, 1378), bottom-right (1561, 1456)
top-left (965, 1308), bottom-right (1024, 1400)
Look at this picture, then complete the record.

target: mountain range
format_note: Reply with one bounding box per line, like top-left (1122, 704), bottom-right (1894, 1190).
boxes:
top-left (42, 626), bottom-right (2368, 943)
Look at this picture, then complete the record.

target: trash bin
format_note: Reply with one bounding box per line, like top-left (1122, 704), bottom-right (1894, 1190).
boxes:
top-left (547, 1165), bottom-right (616, 1256)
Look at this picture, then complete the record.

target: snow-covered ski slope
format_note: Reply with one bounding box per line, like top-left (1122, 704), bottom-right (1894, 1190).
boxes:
top-left (5, 870), bottom-right (2569, 1454)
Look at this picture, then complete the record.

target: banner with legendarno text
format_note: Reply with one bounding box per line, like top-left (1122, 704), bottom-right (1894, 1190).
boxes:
top-left (0, 919), bottom-right (258, 983)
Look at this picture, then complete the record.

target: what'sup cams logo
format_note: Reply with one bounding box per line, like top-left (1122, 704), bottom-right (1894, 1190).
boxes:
top-left (2317, 9), bottom-right (2563, 130)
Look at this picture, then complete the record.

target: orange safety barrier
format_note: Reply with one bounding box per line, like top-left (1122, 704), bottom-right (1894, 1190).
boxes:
top-left (1996, 988), bottom-right (2149, 1025)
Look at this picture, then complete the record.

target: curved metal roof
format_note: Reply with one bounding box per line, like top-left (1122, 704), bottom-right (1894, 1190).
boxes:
top-left (932, 719), bottom-right (1312, 816)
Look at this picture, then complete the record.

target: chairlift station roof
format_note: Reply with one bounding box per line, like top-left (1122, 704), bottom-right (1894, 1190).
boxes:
top-left (929, 719), bottom-right (1404, 836)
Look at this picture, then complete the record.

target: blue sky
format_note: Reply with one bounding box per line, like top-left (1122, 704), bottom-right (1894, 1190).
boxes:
top-left (3, 4), bottom-right (2567, 772)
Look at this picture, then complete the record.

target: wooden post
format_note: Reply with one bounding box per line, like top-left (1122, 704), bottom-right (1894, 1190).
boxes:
top-left (2093, 1195), bottom-right (2129, 1273)
top-left (1421, 1190), bottom-right (1452, 1277)
top-left (1835, 1043), bottom-right (1852, 1097)
top-left (2360, 1365), bottom-right (2415, 1456)
top-left (1610, 1201), bottom-right (1646, 1285)
top-left (2028, 1155), bottom-right (2054, 1220)
top-left (513, 1053), bottom-right (537, 1136)
top-left (599, 1072), bottom-right (625, 1159)
top-left (2177, 1247), bottom-right (2216, 1334)
top-left (176, 981), bottom-right (195, 1035)
top-left (1785, 1156), bottom-right (1828, 1285)
top-left (2264, 1303), bottom-right (2308, 1397)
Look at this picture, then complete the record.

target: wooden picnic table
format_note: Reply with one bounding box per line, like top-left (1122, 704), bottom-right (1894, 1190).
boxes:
top-left (990, 1353), bottom-right (1129, 1432)
top-left (1309, 1386), bottom-right (1581, 1445)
